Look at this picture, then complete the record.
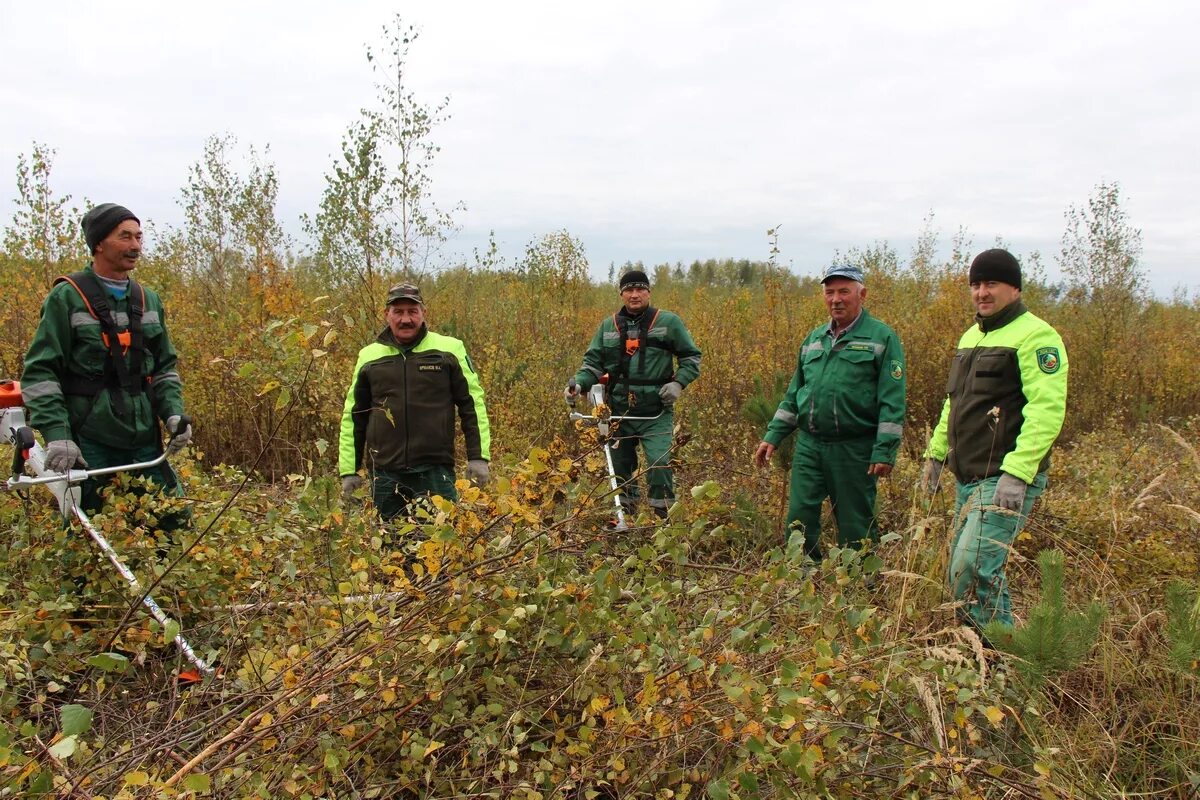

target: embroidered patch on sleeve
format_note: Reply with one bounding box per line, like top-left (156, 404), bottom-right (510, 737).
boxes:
top-left (890, 359), bottom-right (903, 380)
top-left (1036, 347), bottom-right (1061, 374)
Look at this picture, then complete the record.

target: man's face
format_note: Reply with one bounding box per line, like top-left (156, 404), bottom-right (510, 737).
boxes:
top-left (971, 280), bottom-right (1021, 318)
top-left (823, 278), bottom-right (866, 326)
top-left (385, 300), bottom-right (425, 344)
top-left (93, 219), bottom-right (142, 277)
top-left (621, 285), bottom-right (650, 313)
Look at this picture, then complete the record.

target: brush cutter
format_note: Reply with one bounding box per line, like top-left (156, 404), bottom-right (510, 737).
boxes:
top-left (0, 380), bottom-right (215, 678)
top-left (567, 376), bottom-right (664, 532)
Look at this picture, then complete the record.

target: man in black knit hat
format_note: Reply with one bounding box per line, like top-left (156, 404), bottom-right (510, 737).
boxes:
top-left (921, 248), bottom-right (1068, 638)
top-left (566, 270), bottom-right (702, 520)
top-left (22, 203), bottom-right (192, 529)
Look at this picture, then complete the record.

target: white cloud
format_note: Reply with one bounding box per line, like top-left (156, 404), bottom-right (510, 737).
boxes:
top-left (1, 0), bottom-right (1195, 292)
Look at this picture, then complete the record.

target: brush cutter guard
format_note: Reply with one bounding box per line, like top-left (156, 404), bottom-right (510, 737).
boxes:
top-left (1, 394), bottom-right (214, 678)
top-left (568, 378), bottom-right (664, 531)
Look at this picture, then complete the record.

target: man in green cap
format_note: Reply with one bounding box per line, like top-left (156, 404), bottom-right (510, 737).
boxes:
top-left (21, 203), bottom-right (192, 525)
top-left (339, 283), bottom-right (491, 520)
top-left (565, 269), bottom-right (702, 520)
top-left (922, 248), bottom-right (1068, 635)
top-left (754, 264), bottom-right (906, 560)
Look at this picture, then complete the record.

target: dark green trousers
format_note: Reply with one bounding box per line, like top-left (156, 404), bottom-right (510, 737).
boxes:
top-left (371, 465), bottom-right (457, 521)
top-left (609, 413), bottom-right (675, 517)
top-left (786, 432), bottom-right (878, 560)
top-left (76, 437), bottom-right (189, 531)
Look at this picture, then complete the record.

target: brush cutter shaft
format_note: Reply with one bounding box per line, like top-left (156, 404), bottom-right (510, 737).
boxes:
top-left (71, 504), bottom-right (214, 675)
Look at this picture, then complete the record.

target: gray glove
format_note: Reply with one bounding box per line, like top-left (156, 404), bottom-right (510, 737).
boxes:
top-left (993, 472), bottom-right (1028, 512)
top-left (658, 381), bottom-right (683, 405)
top-left (44, 439), bottom-right (87, 473)
top-left (165, 415), bottom-right (193, 456)
top-left (342, 474), bottom-right (365, 499)
top-left (467, 459), bottom-right (490, 487)
top-left (920, 458), bottom-right (944, 494)
top-left (564, 383), bottom-right (579, 405)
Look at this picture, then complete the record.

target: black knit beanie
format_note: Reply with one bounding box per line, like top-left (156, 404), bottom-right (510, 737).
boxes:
top-left (968, 248), bottom-right (1021, 289)
top-left (619, 269), bottom-right (651, 290)
top-left (82, 203), bottom-right (140, 253)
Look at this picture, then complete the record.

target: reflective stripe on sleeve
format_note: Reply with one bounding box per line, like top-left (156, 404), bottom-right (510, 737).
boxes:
top-left (877, 422), bottom-right (903, 436)
top-left (154, 371), bottom-right (182, 385)
top-left (21, 380), bottom-right (63, 400)
top-left (773, 409), bottom-right (798, 425)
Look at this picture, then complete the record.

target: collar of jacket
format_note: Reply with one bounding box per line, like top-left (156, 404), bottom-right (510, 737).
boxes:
top-left (617, 306), bottom-right (650, 322)
top-left (975, 300), bottom-right (1027, 333)
top-left (376, 323), bottom-right (429, 349)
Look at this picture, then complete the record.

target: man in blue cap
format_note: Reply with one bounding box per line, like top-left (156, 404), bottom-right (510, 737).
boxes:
top-left (754, 264), bottom-right (906, 560)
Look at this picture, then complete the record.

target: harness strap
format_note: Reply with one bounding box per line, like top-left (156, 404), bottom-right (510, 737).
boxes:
top-left (54, 271), bottom-right (148, 418)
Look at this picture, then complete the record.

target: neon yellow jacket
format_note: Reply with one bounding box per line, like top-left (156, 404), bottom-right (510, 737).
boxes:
top-left (339, 326), bottom-right (490, 476)
top-left (926, 302), bottom-right (1068, 484)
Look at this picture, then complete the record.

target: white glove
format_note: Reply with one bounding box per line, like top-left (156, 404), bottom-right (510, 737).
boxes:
top-left (342, 474), bottom-right (365, 499)
top-left (920, 458), bottom-right (944, 494)
top-left (165, 415), bottom-right (193, 456)
top-left (467, 459), bottom-right (490, 487)
top-left (658, 381), bottom-right (683, 405)
top-left (45, 439), bottom-right (87, 473)
top-left (993, 473), bottom-right (1028, 512)
top-left (564, 383), bottom-right (579, 404)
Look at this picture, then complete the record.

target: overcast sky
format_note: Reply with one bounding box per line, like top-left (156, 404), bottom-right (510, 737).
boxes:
top-left (1, 1), bottom-right (1196, 293)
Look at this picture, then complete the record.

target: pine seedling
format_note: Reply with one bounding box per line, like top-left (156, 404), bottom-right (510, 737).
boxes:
top-left (1165, 580), bottom-right (1200, 674)
top-left (985, 549), bottom-right (1105, 684)
top-left (742, 374), bottom-right (794, 471)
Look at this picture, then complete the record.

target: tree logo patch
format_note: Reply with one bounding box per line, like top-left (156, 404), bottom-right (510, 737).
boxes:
top-left (1036, 347), bottom-right (1061, 374)
top-left (890, 359), bottom-right (903, 380)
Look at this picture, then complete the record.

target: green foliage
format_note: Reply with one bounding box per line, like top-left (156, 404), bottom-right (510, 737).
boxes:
top-left (985, 549), bottom-right (1105, 684)
top-left (741, 373), bottom-right (793, 470)
top-left (1165, 580), bottom-right (1200, 674)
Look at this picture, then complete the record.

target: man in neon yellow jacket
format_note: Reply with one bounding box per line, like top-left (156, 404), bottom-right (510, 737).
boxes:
top-left (923, 249), bottom-right (1068, 633)
top-left (339, 283), bottom-right (490, 519)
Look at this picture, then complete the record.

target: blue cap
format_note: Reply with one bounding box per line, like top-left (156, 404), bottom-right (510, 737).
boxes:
top-left (821, 264), bottom-right (864, 284)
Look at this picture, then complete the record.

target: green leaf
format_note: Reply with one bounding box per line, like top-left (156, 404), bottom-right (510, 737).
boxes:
top-left (60, 704), bottom-right (92, 736)
top-left (48, 735), bottom-right (77, 759)
top-left (86, 652), bottom-right (129, 673)
top-left (706, 779), bottom-right (730, 800)
top-left (183, 773), bottom-right (212, 792)
top-left (163, 619), bottom-right (180, 645)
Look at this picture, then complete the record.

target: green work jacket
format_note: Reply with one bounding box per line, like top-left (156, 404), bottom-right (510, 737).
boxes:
top-left (925, 301), bottom-right (1068, 484)
top-left (339, 325), bottom-right (491, 476)
top-left (764, 309), bottom-right (906, 465)
top-left (572, 306), bottom-right (702, 415)
top-left (21, 265), bottom-right (184, 449)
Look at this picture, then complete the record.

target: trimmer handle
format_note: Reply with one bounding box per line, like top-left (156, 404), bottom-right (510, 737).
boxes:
top-left (11, 426), bottom-right (34, 478)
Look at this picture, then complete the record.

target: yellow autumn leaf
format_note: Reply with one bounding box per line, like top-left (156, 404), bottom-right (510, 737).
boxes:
top-left (424, 740), bottom-right (445, 758)
top-left (124, 771), bottom-right (150, 786)
top-left (984, 706), bottom-right (1005, 726)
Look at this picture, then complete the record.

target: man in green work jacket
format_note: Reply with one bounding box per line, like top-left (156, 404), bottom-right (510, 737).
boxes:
top-left (754, 264), bottom-right (906, 560)
top-left (339, 283), bottom-right (491, 520)
top-left (21, 203), bottom-right (192, 525)
top-left (566, 270), bottom-right (702, 519)
top-left (922, 249), bottom-right (1067, 635)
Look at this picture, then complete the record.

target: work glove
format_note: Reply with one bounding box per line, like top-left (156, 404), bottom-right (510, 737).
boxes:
top-left (992, 472), bottom-right (1028, 512)
top-left (342, 474), bottom-right (365, 499)
top-left (658, 381), bottom-right (683, 406)
top-left (920, 458), bottom-right (944, 494)
top-left (563, 383), bottom-right (579, 405)
top-left (467, 459), bottom-right (490, 488)
top-left (165, 415), bottom-right (193, 456)
top-left (44, 439), bottom-right (87, 473)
